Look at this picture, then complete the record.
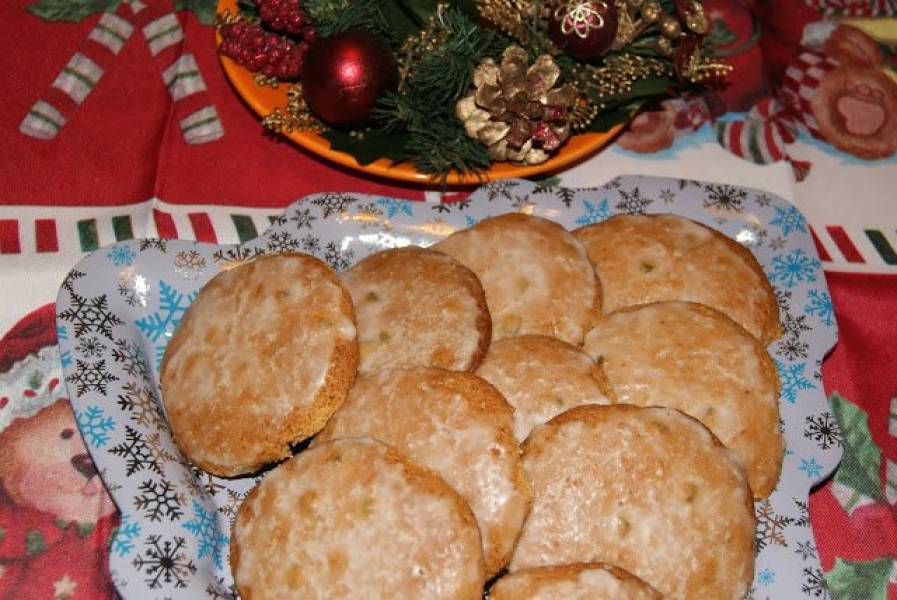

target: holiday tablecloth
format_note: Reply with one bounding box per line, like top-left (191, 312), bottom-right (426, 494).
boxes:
top-left (1, 0), bottom-right (896, 598)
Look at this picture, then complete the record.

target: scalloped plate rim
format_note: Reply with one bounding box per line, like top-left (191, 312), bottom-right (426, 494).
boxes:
top-left (55, 175), bottom-right (841, 599)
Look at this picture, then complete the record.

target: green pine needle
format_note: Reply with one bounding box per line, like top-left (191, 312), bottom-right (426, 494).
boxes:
top-left (306, 0), bottom-right (703, 178)
top-left (300, 0), bottom-right (392, 39)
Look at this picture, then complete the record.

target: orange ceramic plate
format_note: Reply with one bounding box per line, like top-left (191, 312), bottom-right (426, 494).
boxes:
top-left (216, 0), bottom-right (624, 185)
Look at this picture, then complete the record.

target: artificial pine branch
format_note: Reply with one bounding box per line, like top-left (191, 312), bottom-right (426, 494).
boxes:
top-left (300, 0), bottom-right (393, 39)
top-left (260, 0), bottom-right (726, 177)
top-left (361, 4), bottom-right (512, 177)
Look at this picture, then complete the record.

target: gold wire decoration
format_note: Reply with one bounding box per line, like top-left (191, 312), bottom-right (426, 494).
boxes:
top-left (678, 50), bottom-right (733, 83)
top-left (396, 3), bottom-right (452, 88)
top-left (254, 74), bottom-right (280, 88)
top-left (554, 1), bottom-right (610, 38)
top-left (262, 84), bottom-right (325, 133)
top-left (477, 0), bottom-right (535, 42)
top-left (569, 96), bottom-right (600, 130)
top-left (572, 52), bottom-right (672, 108)
top-left (215, 7), bottom-right (257, 27)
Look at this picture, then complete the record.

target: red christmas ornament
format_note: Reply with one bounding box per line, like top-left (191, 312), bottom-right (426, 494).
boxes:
top-left (301, 30), bottom-right (399, 126)
top-left (548, 1), bottom-right (619, 60)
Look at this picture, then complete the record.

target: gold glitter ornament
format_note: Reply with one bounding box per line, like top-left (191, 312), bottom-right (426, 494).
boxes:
top-left (686, 11), bottom-right (708, 34)
top-left (641, 1), bottom-right (662, 22)
top-left (456, 46), bottom-right (577, 164)
top-left (656, 36), bottom-right (673, 55)
top-left (660, 16), bottom-right (681, 38)
top-left (676, 0), bottom-right (709, 34)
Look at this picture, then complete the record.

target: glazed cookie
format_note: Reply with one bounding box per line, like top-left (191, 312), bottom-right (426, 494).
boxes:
top-left (313, 367), bottom-right (531, 578)
top-left (160, 253), bottom-right (358, 477)
top-left (434, 213), bottom-right (599, 345)
top-left (574, 214), bottom-right (781, 344)
top-left (475, 335), bottom-right (613, 442)
top-left (512, 405), bottom-right (755, 600)
top-left (490, 563), bottom-right (661, 600)
top-left (341, 247), bottom-right (490, 375)
top-left (583, 301), bottom-right (783, 498)
top-left (232, 438), bottom-right (484, 599)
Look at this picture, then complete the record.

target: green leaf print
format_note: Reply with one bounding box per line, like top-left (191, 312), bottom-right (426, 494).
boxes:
top-left (827, 557), bottom-right (894, 600)
top-left (25, 0), bottom-right (120, 23)
top-left (830, 393), bottom-right (886, 514)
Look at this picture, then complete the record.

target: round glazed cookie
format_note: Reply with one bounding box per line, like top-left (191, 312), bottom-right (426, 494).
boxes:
top-left (583, 301), bottom-right (783, 498)
top-left (160, 253), bottom-right (358, 477)
top-left (512, 405), bottom-right (755, 600)
top-left (573, 213), bottom-right (781, 344)
top-left (433, 213), bottom-right (600, 345)
top-left (232, 438), bottom-right (484, 599)
top-left (475, 335), bottom-right (614, 442)
top-left (313, 367), bottom-right (531, 578)
top-left (490, 563), bottom-right (662, 600)
top-left (341, 246), bottom-right (491, 375)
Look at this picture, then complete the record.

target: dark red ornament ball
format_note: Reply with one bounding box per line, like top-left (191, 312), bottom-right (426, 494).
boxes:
top-left (301, 30), bottom-right (399, 126)
top-left (548, 1), bottom-right (619, 61)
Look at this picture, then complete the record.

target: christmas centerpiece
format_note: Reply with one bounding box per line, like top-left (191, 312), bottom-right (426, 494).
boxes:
top-left (217, 0), bottom-right (729, 181)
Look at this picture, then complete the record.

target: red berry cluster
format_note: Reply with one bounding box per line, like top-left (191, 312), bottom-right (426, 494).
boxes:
top-left (257, 0), bottom-right (312, 36)
top-left (219, 22), bottom-right (308, 80)
top-left (218, 0), bottom-right (317, 81)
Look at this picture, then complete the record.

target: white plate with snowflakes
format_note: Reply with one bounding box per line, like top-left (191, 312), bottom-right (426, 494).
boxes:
top-left (56, 175), bottom-right (840, 599)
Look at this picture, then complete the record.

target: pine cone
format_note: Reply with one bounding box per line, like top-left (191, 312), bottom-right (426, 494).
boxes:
top-left (456, 46), bottom-right (577, 165)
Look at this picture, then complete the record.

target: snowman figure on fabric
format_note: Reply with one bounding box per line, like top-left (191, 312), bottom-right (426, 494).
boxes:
top-left (0, 306), bottom-right (117, 600)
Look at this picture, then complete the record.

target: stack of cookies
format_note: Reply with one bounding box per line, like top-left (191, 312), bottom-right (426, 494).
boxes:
top-left (160, 210), bottom-right (783, 599)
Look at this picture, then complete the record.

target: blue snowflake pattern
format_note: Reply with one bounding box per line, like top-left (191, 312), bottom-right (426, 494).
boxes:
top-left (769, 205), bottom-right (807, 236)
top-left (775, 360), bottom-right (816, 403)
top-left (112, 513), bottom-right (142, 556)
top-left (376, 197), bottom-right (414, 219)
top-left (75, 405), bottom-right (115, 447)
top-left (107, 245), bottom-right (136, 267)
top-left (799, 457), bottom-right (822, 479)
top-left (465, 214), bottom-right (492, 227)
top-left (769, 249), bottom-right (820, 289)
top-left (574, 198), bottom-right (611, 226)
top-left (135, 280), bottom-right (197, 369)
top-left (758, 568), bottom-right (776, 586)
top-left (183, 501), bottom-right (229, 569)
top-left (57, 325), bottom-right (72, 367)
top-left (805, 289), bottom-right (834, 327)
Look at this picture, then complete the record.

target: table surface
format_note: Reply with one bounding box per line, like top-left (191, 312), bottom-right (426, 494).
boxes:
top-left (1, 0), bottom-right (896, 598)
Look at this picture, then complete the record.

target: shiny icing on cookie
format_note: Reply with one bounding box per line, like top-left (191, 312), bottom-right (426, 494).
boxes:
top-left (341, 247), bottom-right (490, 375)
top-left (435, 213), bottom-right (599, 346)
top-left (313, 367), bottom-right (531, 578)
top-left (575, 213), bottom-right (781, 344)
top-left (513, 405), bottom-right (755, 600)
top-left (232, 438), bottom-right (484, 599)
top-left (583, 301), bottom-right (782, 498)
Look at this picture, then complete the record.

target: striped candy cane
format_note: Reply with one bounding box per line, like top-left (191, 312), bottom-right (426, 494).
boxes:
top-left (128, 0), bottom-right (224, 144)
top-left (20, 3), bottom-right (135, 140)
top-left (20, 0), bottom-right (223, 145)
top-left (715, 98), bottom-right (812, 181)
